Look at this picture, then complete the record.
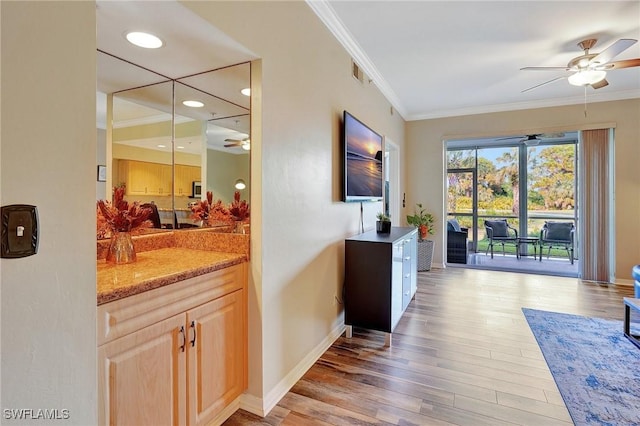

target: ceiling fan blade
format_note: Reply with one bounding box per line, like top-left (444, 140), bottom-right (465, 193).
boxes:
top-left (495, 136), bottom-right (523, 141)
top-left (601, 58), bottom-right (640, 70)
top-left (224, 143), bottom-right (241, 147)
top-left (540, 132), bottom-right (565, 138)
top-left (520, 66), bottom-right (570, 71)
top-left (521, 76), bottom-right (566, 93)
top-left (591, 38), bottom-right (637, 65)
top-left (591, 79), bottom-right (609, 90)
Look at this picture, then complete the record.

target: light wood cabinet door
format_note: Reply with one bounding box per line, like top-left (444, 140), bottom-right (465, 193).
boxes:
top-left (157, 163), bottom-right (172, 196)
top-left (98, 313), bottom-right (187, 426)
top-left (187, 289), bottom-right (246, 426)
top-left (174, 164), bottom-right (201, 197)
top-left (118, 160), bottom-right (172, 196)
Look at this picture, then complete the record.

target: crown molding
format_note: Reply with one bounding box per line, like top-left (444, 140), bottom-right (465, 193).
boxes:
top-left (306, 0), bottom-right (407, 120)
top-left (406, 89), bottom-right (640, 121)
top-left (307, 1), bottom-right (639, 123)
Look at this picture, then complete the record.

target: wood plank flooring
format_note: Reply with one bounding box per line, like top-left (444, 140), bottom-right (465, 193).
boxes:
top-left (224, 268), bottom-right (634, 425)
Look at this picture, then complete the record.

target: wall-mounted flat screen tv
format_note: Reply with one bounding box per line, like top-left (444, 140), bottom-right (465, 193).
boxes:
top-left (342, 110), bottom-right (384, 202)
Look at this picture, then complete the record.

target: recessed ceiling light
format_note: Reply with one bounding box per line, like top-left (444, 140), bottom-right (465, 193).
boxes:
top-left (126, 31), bottom-right (163, 49)
top-left (157, 144), bottom-right (166, 148)
top-left (182, 100), bottom-right (204, 108)
top-left (176, 145), bottom-right (185, 149)
top-left (241, 88), bottom-right (251, 96)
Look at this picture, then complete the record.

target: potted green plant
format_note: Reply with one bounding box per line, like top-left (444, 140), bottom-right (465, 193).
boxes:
top-left (406, 203), bottom-right (435, 241)
top-left (376, 212), bottom-right (392, 234)
top-left (407, 203), bottom-right (435, 271)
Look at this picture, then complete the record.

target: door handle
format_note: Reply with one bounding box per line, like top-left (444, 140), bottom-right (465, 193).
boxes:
top-left (178, 326), bottom-right (186, 352)
top-left (190, 320), bottom-right (197, 347)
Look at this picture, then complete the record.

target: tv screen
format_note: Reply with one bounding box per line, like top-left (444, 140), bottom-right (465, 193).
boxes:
top-left (342, 110), bottom-right (384, 202)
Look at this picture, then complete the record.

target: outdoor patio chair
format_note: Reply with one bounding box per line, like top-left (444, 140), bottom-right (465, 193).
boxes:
top-left (484, 219), bottom-right (518, 258)
top-left (539, 221), bottom-right (575, 264)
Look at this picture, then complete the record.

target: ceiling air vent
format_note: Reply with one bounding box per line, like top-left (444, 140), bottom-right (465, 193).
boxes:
top-left (352, 60), bottom-right (364, 83)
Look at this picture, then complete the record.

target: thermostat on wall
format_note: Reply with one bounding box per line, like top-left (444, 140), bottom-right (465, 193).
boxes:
top-left (1, 204), bottom-right (39, 258)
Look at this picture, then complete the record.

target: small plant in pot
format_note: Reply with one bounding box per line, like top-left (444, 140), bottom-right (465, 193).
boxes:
top-left (376, 212), bottom-right (392, 234)
top-left (406, 203), bottom-right (435, 241)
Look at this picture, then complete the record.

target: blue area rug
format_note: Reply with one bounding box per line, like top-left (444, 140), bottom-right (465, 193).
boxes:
top-left (523, 308), bottom-right (640, 426)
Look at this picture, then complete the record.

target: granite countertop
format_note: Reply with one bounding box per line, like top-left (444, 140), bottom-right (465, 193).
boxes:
top-left (97, 247), bottom-right (246, 305)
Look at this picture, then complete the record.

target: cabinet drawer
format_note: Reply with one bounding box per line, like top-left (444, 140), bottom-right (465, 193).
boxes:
top-left (98, 263), bottom-right (246, 346)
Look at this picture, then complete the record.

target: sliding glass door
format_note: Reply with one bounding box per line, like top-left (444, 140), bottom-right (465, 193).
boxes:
top-left (446, 138), bottom-right (578, 270)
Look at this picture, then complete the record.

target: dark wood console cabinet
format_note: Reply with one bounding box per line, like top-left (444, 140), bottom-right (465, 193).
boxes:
top-left (344, 227), bottom-right (417, 345)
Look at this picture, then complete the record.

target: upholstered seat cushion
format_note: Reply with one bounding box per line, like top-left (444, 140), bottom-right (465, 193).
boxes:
top-left (485, 220), bottom-right (509, 237)
top-left (447, 219), bottom-right (462, 232)
top-left (545, 222), bottom-right (573, 240)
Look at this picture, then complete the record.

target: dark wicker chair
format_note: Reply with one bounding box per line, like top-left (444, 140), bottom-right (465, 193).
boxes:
top-left (539, 221), bottom-right (575, 264)
top-left (141, 203), bottom-right (162, 228)
top-left (484, 219), bottom-right (518, 258)
top-left (447, 219), bottom-right (468, 264)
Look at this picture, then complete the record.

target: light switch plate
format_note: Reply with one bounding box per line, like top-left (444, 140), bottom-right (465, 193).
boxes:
top-left (1, 204), bottom-right (39, 258)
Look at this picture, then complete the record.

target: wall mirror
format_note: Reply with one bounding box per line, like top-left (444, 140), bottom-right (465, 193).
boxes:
top-left (97, 50), bottom-right (251, 237)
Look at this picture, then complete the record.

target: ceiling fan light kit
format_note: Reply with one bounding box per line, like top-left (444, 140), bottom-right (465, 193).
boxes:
top-left (521, 38), bottom-right (639, 92)
top-left (567, 69), bottom-right (607, 86)
top-left (224, 137), bottom-right (251, 151)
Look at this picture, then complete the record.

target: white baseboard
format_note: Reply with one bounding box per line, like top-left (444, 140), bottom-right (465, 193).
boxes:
top-left (240, 321), bottom-right (345, 417)
top-left (239, 393), bottom-right (265, 417)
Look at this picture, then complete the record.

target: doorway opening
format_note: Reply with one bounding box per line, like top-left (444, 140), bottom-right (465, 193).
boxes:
top-left (445, 133), bottom-right (579, 277)
top-left (385, 138), bottom-right (400, 224)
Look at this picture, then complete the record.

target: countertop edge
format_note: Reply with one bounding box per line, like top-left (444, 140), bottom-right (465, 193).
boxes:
top-left (97, 255), bottom-right (246, 306)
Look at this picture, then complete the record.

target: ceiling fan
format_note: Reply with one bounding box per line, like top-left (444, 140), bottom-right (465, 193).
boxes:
top-left (497, 133), bottom-right (565, 146)
top-left (224, 137), bottom-right (251, 150)
top-left (521, 38), bottom-right (640, 92)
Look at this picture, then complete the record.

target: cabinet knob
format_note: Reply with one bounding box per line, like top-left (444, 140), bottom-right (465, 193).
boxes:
top-left (404, 291), bottom-right (410, 296)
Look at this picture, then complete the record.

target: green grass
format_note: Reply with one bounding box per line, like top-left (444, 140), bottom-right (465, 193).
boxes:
top-left (474, 239), bottom-right (575, 260)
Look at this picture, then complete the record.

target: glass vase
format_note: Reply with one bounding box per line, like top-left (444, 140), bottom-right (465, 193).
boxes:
top-left (234, 221), bottom-right (246, 234)
top-left (106, 231), bottom-right (137, 264)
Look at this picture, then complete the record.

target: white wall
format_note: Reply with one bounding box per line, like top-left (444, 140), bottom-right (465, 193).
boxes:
top-left (0, 2), bottom-right (97, 424)
top-left (406, 99), bottom-right (640, 279)
top-left (207, 150), bottom-right (250, 204)
top-left (184, 0), bottom-right (406, 413)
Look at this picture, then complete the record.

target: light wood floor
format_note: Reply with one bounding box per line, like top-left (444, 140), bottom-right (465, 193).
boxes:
top-left (224, 268), bottom-right (634, 425)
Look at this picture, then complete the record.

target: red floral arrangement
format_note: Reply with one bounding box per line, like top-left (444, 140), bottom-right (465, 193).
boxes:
top-left (97, 186), bottom-right (152, 233)
top-left (190, 191), bottom-right (233, 225)
top-left (229, 191), bottom-right (250, 222)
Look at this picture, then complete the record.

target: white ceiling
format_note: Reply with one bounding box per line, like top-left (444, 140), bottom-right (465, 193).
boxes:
top-left (96, 1), bottom-right (256, 154)
top-left (97, 0), bottom-right (640, 134)
top-left (312, 0), bottom-right (640, 120)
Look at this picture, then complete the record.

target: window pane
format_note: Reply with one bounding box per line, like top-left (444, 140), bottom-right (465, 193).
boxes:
top-left (527, 144), bottom-right (576, 218)
top-left (446, 149), bottom-right (474, 169)
top-left (477, 147), bottom-right (519, 218)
